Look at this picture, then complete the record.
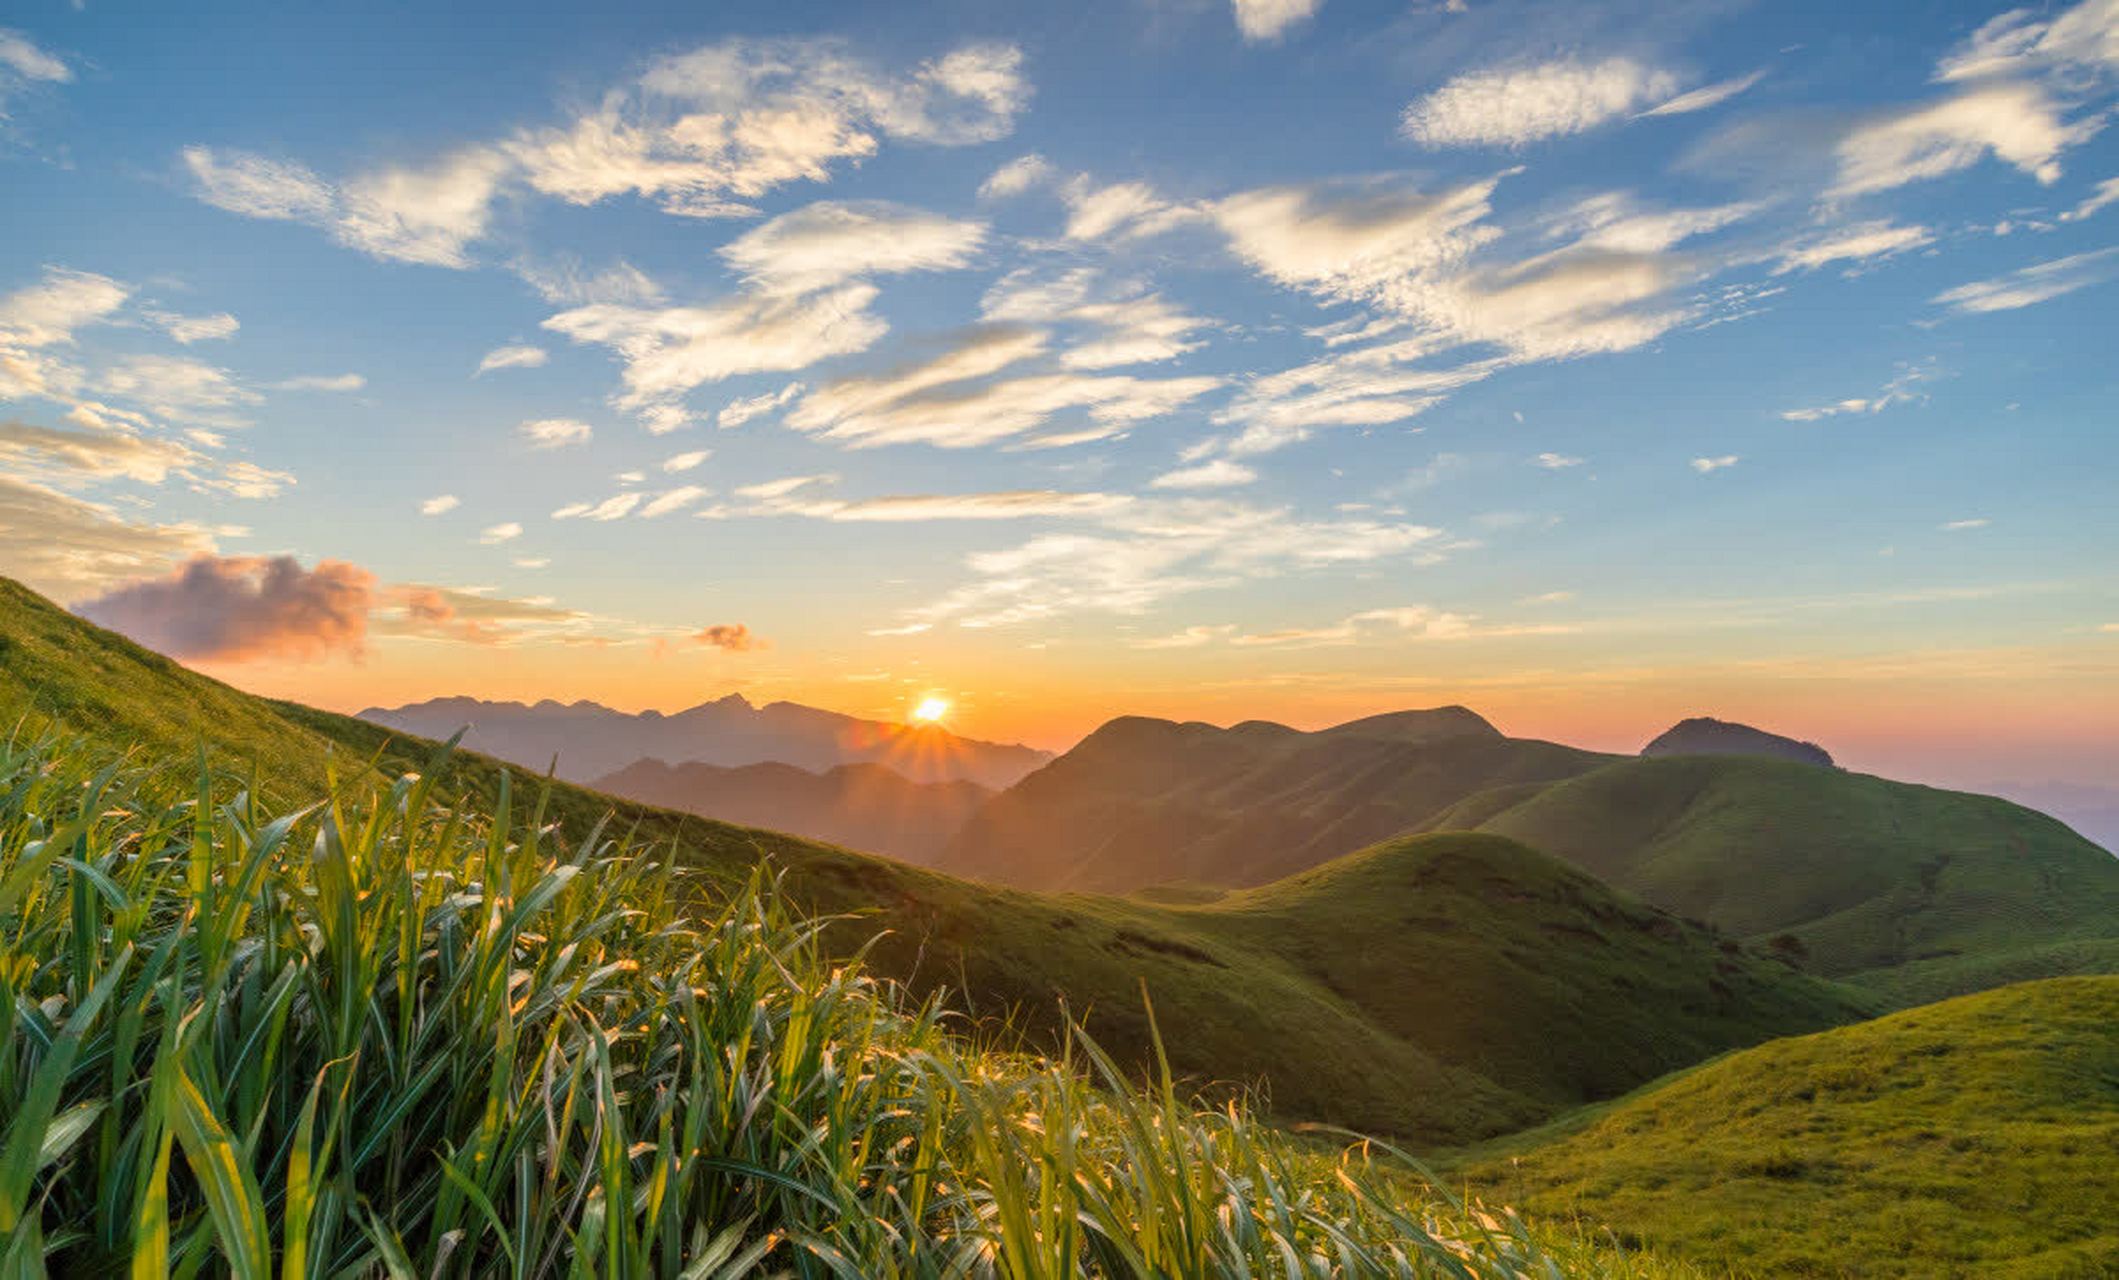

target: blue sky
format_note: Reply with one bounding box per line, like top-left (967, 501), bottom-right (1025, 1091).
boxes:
top-left (1, 0), bottom-right (2115, 786)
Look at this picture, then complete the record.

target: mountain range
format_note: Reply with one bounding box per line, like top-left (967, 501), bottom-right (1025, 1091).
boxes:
top-left (358, 692), bottom-right (1049, 788)
top-left (592, 757), bottom-right (989, 862)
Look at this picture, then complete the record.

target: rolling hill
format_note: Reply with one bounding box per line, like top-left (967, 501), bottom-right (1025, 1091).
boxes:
top-left (592, 756), bottom-right (988, 863)
top-left (1451, 977), bottom-right (2119, 1278)
top-left (1440, 754), bottom-right (2119, 999)
top-left (1640, 716), bottom-right (1835, 768)
top-left (0, 572), bottom-right (1864, 1144)
top-left (360, 691), bottom-right (1049, 788)
top-left (939, 707), bottom-right (1617, 892)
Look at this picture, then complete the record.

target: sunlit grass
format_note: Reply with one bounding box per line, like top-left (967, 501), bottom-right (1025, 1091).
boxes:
top-left (0, 732), bottom-right (1693, 1277)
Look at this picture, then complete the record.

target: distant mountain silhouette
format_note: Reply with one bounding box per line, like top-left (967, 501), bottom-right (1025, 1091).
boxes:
top-left (938, 706), bottom-right (1614, 892)
top-left (357, 694), bottom-right (1048, 788)
top-left (592, 758), bottom-right (988, 863)
top-left (1642, 717), bottom-right (1834, 768)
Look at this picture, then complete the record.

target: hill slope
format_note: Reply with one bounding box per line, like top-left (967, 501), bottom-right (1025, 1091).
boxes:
top-left (1453, 978), bottom-right (2119, 1278)
top-left (0, 573), bottom-right (1865, 1144)
top-left (593, 757), bottom-right (987, 863)
top-left (940, 708), bottom-right (1616, 892)
top-left (1447, 755), bottom-right (2119, 998)
top-left (361, 691), bottom-right (1049, 787)
top-left (1640, 716), bottom-right (1834, 768)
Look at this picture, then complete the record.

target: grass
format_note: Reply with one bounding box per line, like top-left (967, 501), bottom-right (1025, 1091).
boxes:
top-left (1448, 754), bottom-right (2119, 995)
top-left (0, 732), bottom-right (1705, 1278)
top-left (0, 573), bottom-right (1860, 1147)
top-left (1447, 977), bottom-right (2119, 1278)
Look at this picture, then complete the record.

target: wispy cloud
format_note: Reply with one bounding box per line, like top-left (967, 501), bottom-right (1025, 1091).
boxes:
top-left (1230, 0), bottom-right (1323, 43)
top-left (476, 345), bottom-right (547, 375)
top-left (1933, 248), bottom-right (2119, 313)
top-left (517, 418), bottom-right (592, 449)
top-left (1691, 454), bottom-right (1740, 473)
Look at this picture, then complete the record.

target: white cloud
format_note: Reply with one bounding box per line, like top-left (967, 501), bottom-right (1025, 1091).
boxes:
top-left (513, 258), bottom-right (666, 306)
top-left (903, 497), bottom-right (1448, 629)
top-left (637, 404), bottom-right (693, 435)
top-left (719, 200), bottom-right (987, 294)
top-left (518, 417), bottom-right (593, 449)
top-left (1533, 452), bottom-right (1584, 468)
top-left (183, 145), bottom-right (509, 269)
top-left (1151, 458), bottom-right (1258, 489)
top-left (1941, 517), bottom-right (1990, 530)
top-left (2062, 176), bottom-right (2119, 221)
top-left (1691, 454), bottom-right (1740, 473)
top-left (1638, 70), bottom-right (1766, 118)
top-left (662, 449), bottom-right (710, 472)
top-left (1212, 341), bottom-right (1499, 456)
top-left (719, 381), bottom-right (805, 428)
top-left (979, 152), bottom-right (1052, 199)
top-left (0, 268), bottom-right (129, 348)
top-left (512, 38), bottom-right (1028, 217)
top-left (1936, 0), bottom-right (2119, 83)
top-left (1231, 605), bottom-right (1571, 648)
top-left (1829, 81), bottom-right (2095, 197)
top-left (544, 285), bottom-right (886, 409)
top-left (784, 325), bottom-right (1219, 449)
top-left (639, 485), bottom-right (708, 518)
top-left (1774, 219), bottom-right (1934, 272)
top-left (1781, 361), bottom-right (1936, 421)
top-left (735, 474), bottom-right (835, 500)
top-left (981, 269), bottom-right (1214, 369)
top-left (476, 345), bottom-right (548, 375)
top-left (1231, 0), bottom-right (1324, 42)
top-left (96, 354), bottom-right (258, 424)
top-left (1062, 178), bottom-right (1197, 242)
top-left (1401, 58), bottom-right (1682, 148)
top-left (0, 416), bottom-right (201, 484)
top-left (553, 492), bottom-right (642, 521)
top-left (1932, 247), bottom-right (2119, 312)
top-left (480, 521), bottom-right (523, 544)
top-left (1132, 624), bottom-right (1236, 649)
top-left (271, 373), bottom-right (365, 392)
top-left (147, 310), bottom-right (240, 344)
top-left (0, 29), bottom-right (70, 86)
top-left (750, 489), bottom-right (1131, 521)
top-left (420, 494), bottom-right (459, 515)
top-left (0, 474), bottom-right (218, 602)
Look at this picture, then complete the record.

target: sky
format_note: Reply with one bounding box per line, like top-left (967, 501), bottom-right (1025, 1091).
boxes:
top-left (1, 0), bottom-right (2115, 790)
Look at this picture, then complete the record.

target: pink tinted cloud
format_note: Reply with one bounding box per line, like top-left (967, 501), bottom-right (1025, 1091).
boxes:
top-left (77, 554), bottom-right (374, 661)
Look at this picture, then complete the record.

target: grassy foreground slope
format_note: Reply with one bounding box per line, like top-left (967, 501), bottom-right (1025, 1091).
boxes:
top-left (0, 735), bottom-right (1706, 1279)
top-left (1452, 978), bottom-right (2119, 1278)
top-left (0, 574), bottom-right (1863, 1143)
top-left (1444, 755), bottom-right (2119, 996)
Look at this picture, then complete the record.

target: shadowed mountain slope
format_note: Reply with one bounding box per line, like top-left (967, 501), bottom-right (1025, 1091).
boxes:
top-left (1641, 716), bottom-right (1834, 767)
top-left (939, 708), bottom-right (1616, 892)
top-left (592, 757), bottom-right (987, 863)
top-left (1442, 755), bottom-right (2119, 999)
top-left (0, 573), bottom-right (1865, 1145)
top-left (1452, 977), bottom-right (2119, 1278)
top-left (360, 691), bottom-right (1049, 788)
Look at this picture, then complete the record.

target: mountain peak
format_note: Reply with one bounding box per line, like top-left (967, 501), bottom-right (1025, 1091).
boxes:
top-left (1641, 717), bottom-right (1834, 768)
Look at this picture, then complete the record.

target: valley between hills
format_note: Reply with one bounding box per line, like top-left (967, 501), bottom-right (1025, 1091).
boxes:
top-left (6, 571), bottom-right (2118, 1276)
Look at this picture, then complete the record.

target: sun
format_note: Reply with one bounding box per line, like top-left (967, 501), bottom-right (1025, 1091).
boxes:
top-left (911, 695), bottom-right (951, 725)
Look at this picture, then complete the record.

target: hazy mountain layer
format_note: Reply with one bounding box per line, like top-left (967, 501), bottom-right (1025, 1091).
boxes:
top-left (593, 757), bottom-right (987, 863)
top-left (939, 707), bottom-right (1615, 892)
top-left (358, 692), bottom-right (1049, 788)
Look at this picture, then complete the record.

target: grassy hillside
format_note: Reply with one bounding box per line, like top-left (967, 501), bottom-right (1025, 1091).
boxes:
top-left (0, 573), bottom-right (1865, 1146)
top-left (1450, 978), bottom-right (2119, 1278)
top-left (0, 733), bottom-right (1708, 1279)
top-left (1448, 755), bottom-right (2119, 996)
top-left (942, 708), bottom-right (1617, 892)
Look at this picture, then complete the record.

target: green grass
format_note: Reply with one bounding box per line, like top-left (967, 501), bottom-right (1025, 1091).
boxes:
top-left (0, 574), bottom-right (1861, 1146)
top-left (0, 733), bottom-right (1707, 1278)
top-left (1447, 978), bottom-right (2119, 1278)
top-left (1447, 754), bottom-right (2119, 996)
